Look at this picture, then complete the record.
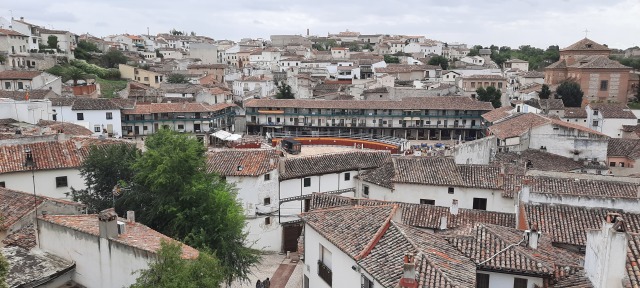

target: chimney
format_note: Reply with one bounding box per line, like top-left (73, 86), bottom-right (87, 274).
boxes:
top-left (126, 210), bottom-right (136, 223)
top-left (449, 199), bottom-right (459, 215)
top-left (585, 213), bottom-right (628, 288)
top-left (497, 173), bottom-right (504, 188)
top-left (520, 179), bottom-right (531, 203)
top-left (20, 17), bottom-right (24, 21)
top-left (573, 153), bottom-right (580, 162)
top-left (98, 208), bottom-right (118, 239)
top-left (439, 215), bottom-right (448, 230)
top-left (398, 253), bottom-right (418, 288)
top-left (392, 205), bottom-right (403, 224)
top-left (526, 223), bottom-right (541, 249)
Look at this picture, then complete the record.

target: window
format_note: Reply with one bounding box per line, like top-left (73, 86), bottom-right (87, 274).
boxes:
top-left (448, 187), bottom-right (455, 194)
top-left (177, 124), bottom-right (184, 130)
top-left (592, 120), bottom-right (599, 127)
top-left (498, 82), bottom-right (503, 89)
top-left (610, 162), bottom-right (616, 167)
top-left (94, 126), bottom-right (101, 133)
top-left (303, 177), bottom-right (311, 187)
top-left (106, 112), bottom-right (113, 120)
top-left (4, 82), bottom-right (9, 89)
top-left (363, 275), bottom-right (374, 288)
top-left (55, 176), bottom-right (68, 188)
top-left (420, 199), bottom-right (435, 205)
top-left (600, 80), bottom-right (609, 91)
top-left (593, 110), bottom-right (599, 116)
top-left (476, 273), bottom-right (489, 288)
top-left (264, 173), bottom-right (271, 181)
top-left (620, 162), bottom-right (625, 167)
top-left (143, 126), bottom-right (148, 131)
top-left (318, 244), bottom-right (333, 285)
top-left (513, 278), bottom-right (528, 288)
top-left (363, 185), bottom-right (370, 197)
top-left (18, 82), bottom-right (24, 90)
top-left (0, 181), bottom-right (5, 188)
top-left (143, 76), bottom-right (149, 81)
top-left (264, 197), bottom-right (271, 205)
top-left (77, 113), bottom-right (84, 120)
top-left (264, 217), bottom-right (271, 225)
top-left (344, 172), bottom-right (351, 181)
top-left (473, 198), bottom-right (487, 210)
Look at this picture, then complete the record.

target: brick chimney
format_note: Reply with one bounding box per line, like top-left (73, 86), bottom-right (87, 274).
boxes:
top-left (526, 223), bottom-right (541, 249)
top-left (98, 208), bottom-right (118, 239)
top-left (398, 253), bottom-right (418, 288)
top-left (585, 213), bottom-right (628, 288)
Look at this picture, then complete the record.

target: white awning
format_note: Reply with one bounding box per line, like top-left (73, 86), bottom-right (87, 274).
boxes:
top-left (211, 130), bottom-right (242, 141)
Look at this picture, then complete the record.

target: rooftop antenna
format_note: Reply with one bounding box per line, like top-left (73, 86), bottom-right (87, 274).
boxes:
top-left (583, 28), bottom-right (590, 38)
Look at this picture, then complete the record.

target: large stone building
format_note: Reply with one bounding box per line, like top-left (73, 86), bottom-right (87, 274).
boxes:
top-left (545, 38), bottom-right (633, 103)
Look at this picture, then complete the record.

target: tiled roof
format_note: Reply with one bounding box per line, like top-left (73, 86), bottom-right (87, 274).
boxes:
top-left (462, 74), bottom-right (507, 80)
top-left (37, 120), bottom-right (94, 136)
top-left (39, 214), bottom-right (199, 259)
top-left (187, 64), bottom-right (227, 69)
top-left (0, 188), bottom-right (44, 230)
top-left (0, 138), bottom-right (127, 174)
top-left (522, 71), bottom-right (545, 78)
top-left (492, 150), bottom-right (585, 173)
top-left (375, 64), bottom-right (440, 74)
top-left (0, 28), bottom-right (28, 37)
top-left (445, 223), bottom-right (582, 277)
top-left (628, 233), bottom-right (640, 288)
top-left (488, 113), bottom-right (550, 139)
top-left (539, 99), bottom-right (565, 110)
top-left (608, 139), bottom-right (640, 159)
top-left (205, 149), bottom-right (279, 176)
top-left (121, 102), bottom-right (234, 114)
top-left (589, 103), bottom-right (637, 119)
top-left (71, 98), bottom-right (122, 110)
top-left (0, 71), bottom-right (42, 80)
top-left (244, 96), bottom-right (496, 111)
top-left (0, 90), bottom-right (55, 100)
top-left (528, 175), bottom-right (639, 199)
top-left (570, 55), bottom-right (630, 69)
top-left (552, 271), bottom-right (594, 288)
top-left (359, 222), bottom-right (476, 287)
top-left (524, 203), bottom-right (640, 248)
top-left (301, 205), bottom-right (395, 258)
top-left (563, 107), bottom-right (587, 118)
top-left (280, 150), bottom-right (390, 180)
top-left (2, 224), bottom-right (36, 249)
top-left (561, 38), bottom-right (610, 51)
top-left (482, 106), bottom-right (514, 122)
top-left (2, 246), bottom-right (75, 288)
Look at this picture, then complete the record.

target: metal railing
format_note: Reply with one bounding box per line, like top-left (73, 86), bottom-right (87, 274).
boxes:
top-left (318, 260), bottom-right (332, 286)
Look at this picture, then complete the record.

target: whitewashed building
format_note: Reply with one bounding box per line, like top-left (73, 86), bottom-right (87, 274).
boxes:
top-left (586, 103), bottom-right (638, 138)
top-left (50, 98), bottom-right (128, 137)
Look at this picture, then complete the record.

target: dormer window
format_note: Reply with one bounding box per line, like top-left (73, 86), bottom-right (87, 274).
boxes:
top-left (586, 43), bottom-right (592, 48)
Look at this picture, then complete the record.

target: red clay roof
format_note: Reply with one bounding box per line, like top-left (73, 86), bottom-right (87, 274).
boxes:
top-left (0, 71), bottom-right (42, 80)
top-left (122, 102), bottom-right (234, 114)
top-left (205, 149), bottom-right (279, 176)
top-left (39, 214), bottom-right (199, 259)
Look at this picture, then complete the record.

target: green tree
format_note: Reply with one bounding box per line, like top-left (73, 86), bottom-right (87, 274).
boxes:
top-left (384, 55), bottom-right (400, 64)
top-left (539, 84), bottom-right (552, 99)
top-left (363, 43), bottom-right (374, 51)
top-left (74, 40), bottom-right (101, 61)
top-left (0, 251), bottom-right (8, 288)
top-left (118, 130), bottom-right (259, 284)
top-left (47, 35), bottom-right (59, 50)
top-left (65, 67), bottom-right (87, 86)
top-left (131, 241), bottom-right (223, 288)
top-left (347, 43), bottom-right (361, 52)
top-left (428, 56), bottom-right (449, 70)
top-left (467, 45), bottom-right (483, 56)
top-left (167, 73), bottom-right (189, 84)
top-left (557, 81), bottom-right (584, 107)
top-left (71, 144), bottom-right (140, 213)
top-left (476, 86), bottom-right (502, 108)
top-left (276, 81), bottom-right (295, 99)
top-left (0, 54), bottom-right (6, 64)
top-left (100, 50), bottom-right (127, 68)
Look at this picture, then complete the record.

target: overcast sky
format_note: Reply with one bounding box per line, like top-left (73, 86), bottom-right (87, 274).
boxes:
top-left (2, 0), bottom-right (639, 50)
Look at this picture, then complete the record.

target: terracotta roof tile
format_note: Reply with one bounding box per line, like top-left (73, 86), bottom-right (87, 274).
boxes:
top-left (528, 176), bottom-right (638, 199)
top-left (493, 150), bottom-right (585, 173)
top-left (488, 113), bottom-right (550, 139)
top-left (551, 271), bottom-right (594, 288)
top-left (608, 139), bottom-right (640, 159)
top-left (0, 29), bottom-right (28, 37)
top-left (205, 149), bottom-right (279, 176)
top-left (37, 120), bottom-right (94, 136)
top-left (589, 103), bottom-right (637, 119)
top-left (280, 150), bottom-right (390, 180)
top-left (245, 97), bottom-right (495, 111)
top-left (39, 214), bottom-right (199, 259)
top-left (561, 38), bottom-right (610, 52)
top-left (0, 90), bottom-right (55, 100)
top-left (122, 102), bottom-right (234, 114)
top-left (0, 188), bottom-right (44, 230)
top-left (2, 224), bottom-right (36, 249)
top-left (0, 71), bottom-right (42, 80)
top-left (563, 107), bottom-right (587, 118)
top-left (482, 106), bottom-right (514, 122)
top-left (627, 233), bottom-right (640, 288)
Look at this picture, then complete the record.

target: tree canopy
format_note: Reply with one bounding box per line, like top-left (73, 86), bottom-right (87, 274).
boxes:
top-left (100, 50), bottom-right (128, 68)
top-left (428, 56), bottom-right (449, 70)
top-left (167, 73), bottom-right (190, 84)
top-left (384, 54), bottom-right (400, 64)
top-left (47, 35), bottom-right (59, 50)
top-left (275, 81), bottom-right (295, 99)
top-left (130, 241), bottom-right (223, 288)
top-left (539, 84), bottom-right (552, 99)
top-left (0, 251), bottom-right (8, 288)
top-left (71, 144), bottom-right (140, 213)
top-left (476, 86), bottom-right (502, 108)
top-left (118, 130), bottom-right (259, 284)
top-left (74, 40), bottom-right (101, 61)
top-left (556, 81), bottom-right (584, 107)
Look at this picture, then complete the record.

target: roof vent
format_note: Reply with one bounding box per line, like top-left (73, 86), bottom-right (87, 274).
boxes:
top-left (237, 165), bottom-right (243, 171)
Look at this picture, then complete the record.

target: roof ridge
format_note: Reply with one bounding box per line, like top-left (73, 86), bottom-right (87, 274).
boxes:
top-left (355, 204), bottom-right (397, 260)
top-left (483, 224), bottom-right (555, 272)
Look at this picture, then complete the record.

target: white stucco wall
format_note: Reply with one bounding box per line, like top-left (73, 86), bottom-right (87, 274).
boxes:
top-left (0, 99), bottom-right (53, 124)
top-left (529, 125), bottom-right (608, 161)
top-left (303, 224), bottom-right (361, 288)
top-left (453, 136), bottom-right (497, 165)
top-left (528, 193), bottom-right (640, 213)
top-left (55, 106), bottom-right (122, 137)
top-left (38, 221), bottom-right (155, 288)
top-left (0, 168), bottom-right (84, 200)
top-left (479, 271), bottom-right (543, 288)
top-left (585, 222), bottom-right (628, 288)
top-left (280, 171), bottom-right (358, 217)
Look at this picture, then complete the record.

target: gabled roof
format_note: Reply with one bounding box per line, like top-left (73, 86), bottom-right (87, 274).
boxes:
top-left (488, 113), bottom-right (607, 139)
top-left (608, 138), bottom-right (640, 159)
top-left (589, 103), bottom-right (636, 119)
top-left (0, 89), bottom-right (56, 100)
top-left (0, 187), bottom-right (84, 231)
top-left (39, 214), bottom-right (199, 259)
top-left (280, 150), bottom-right (390, 180)
top-left (205, 149), bottom-right (279, 177)
top-left (561, 38), bottom-right (610, 52)
top-left (539, 99), bottom-right (565, 110)
top-left (0, 28), bottom-right (28, 37)
top-left (71, 98), bottom-right (122, 110)
top-left (37, 120), bottom-right (93, 136)
top-left (481, 106), bottom-right (514, 122)
top-left (569, 55), bottom-right (630, 69)
top-left (121, 102), bottom-right (234, 114)
top-left (527, 175), bottom-right (638, 199)
top-left (493, 149), bottom-right (585, 173)
top-left (0, 71), bottom-right (42, 80)
top-left (563, 107), bottom-right (587, 118)
top-left (445, 223), bottom-right (582, 277)
top-left (627, 233), bottom-right (640, 288)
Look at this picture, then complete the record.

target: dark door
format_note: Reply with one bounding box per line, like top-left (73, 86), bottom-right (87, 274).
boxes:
top-left (282, 224), bottom-right (303, 253)
top-left (134, 126), bottom-right (140, 135)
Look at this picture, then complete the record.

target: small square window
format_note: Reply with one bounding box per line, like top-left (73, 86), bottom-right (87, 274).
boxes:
top-left (593, 120), bottom-right (599, 127)
top-left (143, 126), bottom-right (148, 130)
top-left (264, 173), bottom-right (271, 181)
top-left (363, 184), bottom-right (370, 196)
top-left (77, 113), bottom-right (84, 120)
top-left (448, 187), bottom-right (455, 194)
top-left (344, 172), bottom-right (351, 181)
top-left (55, 176), bottom-right (68, 188)
top-left (177, 124), bottom-right (184, 130)
top-left (94, 126), bottom-right (101, 132)
top-left (514, 278), bottom-right (528, 288)
top-left (0, 181), bottom-right (5, 188)
top-left (303, 177), bottom-right (311, 187)
top-left (264, 197), bottom-right (271, 205)
top-left (610, 162), bottom-right (616, 167)
top-left (473, 198), bottom-right (487, 210)
top-left (264, 217), bottom-right (271, 225)
top-left (106, 112), bottom-right (113, 120)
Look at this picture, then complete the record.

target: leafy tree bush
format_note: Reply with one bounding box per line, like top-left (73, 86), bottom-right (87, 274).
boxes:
top-left (539, 84), bottom-right (552, 99)
top-left (557, 81), bottom-right (584, 107)
top-left (428, 56), bottom-right (449, 70)
top-left (384, 55), bottom-right (400, 64)
top-left (476, 86), bottom-right (502, 108)
top-left (0, 251), bottom-right (8, 288)
top-left (167, 73), bottom-right (189, 84)
top-left (100, 50), bottom-right (127, 68)
top-left (276, 81), bottom-right (294, 99)
top-left (47, 35), bottom-right (59, 50)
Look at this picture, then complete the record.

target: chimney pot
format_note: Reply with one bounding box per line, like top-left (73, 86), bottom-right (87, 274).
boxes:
top-left (98, 208), bottom-right (118, 239)
top-left (450, 199), bottom-right (459, 215)
top-left (126, 210), bottom-right (135, 223)
top-left (526, 222), bottom-right (541, 249)
top-left (398, 253), bottom-right (418, 288)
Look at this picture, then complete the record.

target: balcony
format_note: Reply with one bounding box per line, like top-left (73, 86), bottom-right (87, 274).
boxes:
top-left (318, 260), bottom-right (332, 286)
